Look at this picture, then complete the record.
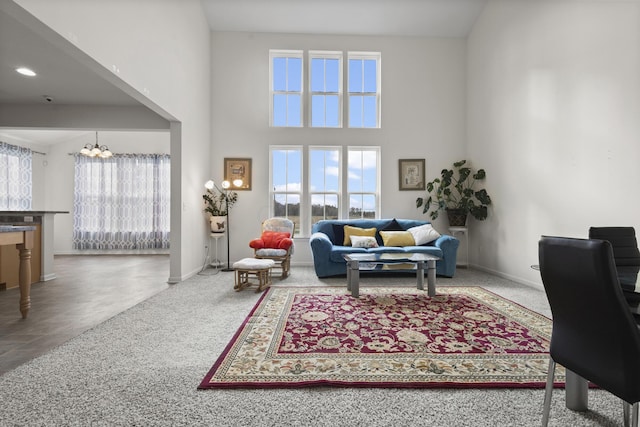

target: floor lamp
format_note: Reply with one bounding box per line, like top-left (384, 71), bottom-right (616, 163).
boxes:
top-left (220, 179), bottom-right (242, 272)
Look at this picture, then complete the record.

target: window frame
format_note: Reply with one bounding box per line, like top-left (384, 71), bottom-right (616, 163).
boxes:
top-left (269, 145), bottom-right (380, 237)
top-left (308, 51), bottom-right (343, 128)
top-left (269, 49), bottom-right (304, 128)
top-left (346, 146), bottom-right (381, 219)
top-left (269, 146), bottom-right (304, 234)
top-left (347, 51), bottom-right (382, 129)
top-left (309, 146), bottom-right (342, 224)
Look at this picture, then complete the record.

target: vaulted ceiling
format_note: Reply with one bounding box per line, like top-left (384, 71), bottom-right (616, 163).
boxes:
top-left (0, 0), bottom-right (486, 145)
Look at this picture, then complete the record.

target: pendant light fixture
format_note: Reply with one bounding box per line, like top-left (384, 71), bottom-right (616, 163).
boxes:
top-left (80, 131), bottom-right (112, 158)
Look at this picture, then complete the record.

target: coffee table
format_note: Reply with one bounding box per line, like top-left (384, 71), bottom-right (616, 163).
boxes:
top-left (342, 253), bottom-right (440, 298)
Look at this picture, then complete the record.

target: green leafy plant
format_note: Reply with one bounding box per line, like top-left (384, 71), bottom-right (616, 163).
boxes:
top-left (203, 186), bottom-right (238, 216)
top-left (416, 159), bottom-right (492, 221)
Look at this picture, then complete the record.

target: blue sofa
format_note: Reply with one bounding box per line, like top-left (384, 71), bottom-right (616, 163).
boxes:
top-left (309, 218), bottom-right (459, 278)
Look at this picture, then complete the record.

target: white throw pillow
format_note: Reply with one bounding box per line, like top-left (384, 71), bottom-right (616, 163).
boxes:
top-left (407, 224), bottom-right (441, 245)
top-left (350, 235), bottom-right (379, 248)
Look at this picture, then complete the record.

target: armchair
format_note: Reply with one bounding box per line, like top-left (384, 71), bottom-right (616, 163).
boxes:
top-left (249, 218), bottom-right (294, 279)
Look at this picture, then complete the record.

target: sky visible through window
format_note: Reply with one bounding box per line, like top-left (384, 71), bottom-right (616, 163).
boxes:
top-left (272, 57), bottom-right (302, 127)
top-left (272, 54), bottom-right (378, 128)
top-left (272, 147), bottom-right (378, 218)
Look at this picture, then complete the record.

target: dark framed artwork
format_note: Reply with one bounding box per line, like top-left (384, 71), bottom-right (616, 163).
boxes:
top-left (224, 158), bottom-right (252, 190)
top-left (398, 159), bottom-right (425, 191)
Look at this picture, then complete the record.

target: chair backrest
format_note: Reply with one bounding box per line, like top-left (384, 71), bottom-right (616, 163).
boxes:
top-left (262, 218), bottom-right (295, 237)
top-left (589, 227), bottom-right (640, 266)
top-left (538, 236), bottom-right (640, 404)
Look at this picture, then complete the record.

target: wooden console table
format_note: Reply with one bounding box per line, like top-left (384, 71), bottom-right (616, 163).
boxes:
top-left (0, 225), bottom-right (35, 318)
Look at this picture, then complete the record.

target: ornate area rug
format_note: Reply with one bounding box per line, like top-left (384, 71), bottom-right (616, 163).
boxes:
top-left (199, 286), bottom-right (564, 389)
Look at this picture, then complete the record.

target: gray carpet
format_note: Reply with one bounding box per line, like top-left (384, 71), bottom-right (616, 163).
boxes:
top-left (0, 267), bottom-right (627, 426)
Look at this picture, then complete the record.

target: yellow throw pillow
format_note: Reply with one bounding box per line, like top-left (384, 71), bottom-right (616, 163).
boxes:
top-left (379, 231), bottom-right (416, 247)
top-left (343, 226), bottom-right (377, 246)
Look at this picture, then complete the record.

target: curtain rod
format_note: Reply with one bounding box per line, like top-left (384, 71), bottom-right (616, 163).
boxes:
top-left (0, 141), bottom-right (45, 155)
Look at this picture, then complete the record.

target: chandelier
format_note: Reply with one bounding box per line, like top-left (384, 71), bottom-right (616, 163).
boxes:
top-left (80, 132), bottom-right (112, 158)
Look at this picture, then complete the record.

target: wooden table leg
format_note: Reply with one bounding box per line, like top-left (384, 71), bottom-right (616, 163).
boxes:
top-left (18, 231), bottom-right (33, 319)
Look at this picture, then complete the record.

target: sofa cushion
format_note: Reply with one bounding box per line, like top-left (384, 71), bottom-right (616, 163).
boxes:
top-left (350, 235), bottom-right (379, 248)
top-left (343, 226), bottom-right (377, 246)
top-left (329, 246), bottom-right (367, 262)
top-left (250, 230), bottom-right (292, 250)
top-left (379, 231), bottom-right (416, 247)
top-left (376, 218), bottom-right (405, 245)
top-left (407, 223), bottom-right (441, 246)
top-left (380, 218), bottom-right (405, 231)
top-left (331, 224), bottom-right (346, 246)
top-left (402, 245), bottom-right (443, 257)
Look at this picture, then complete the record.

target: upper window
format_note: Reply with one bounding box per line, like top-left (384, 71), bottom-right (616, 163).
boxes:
top-left (270, 50), bottom-right (303, 127)
top-left (270, 49), bottom-right (381, 128)
top-left (348, 52), bottom-right (381, 128)
top-left (309, 51), bottom-right (342, 128)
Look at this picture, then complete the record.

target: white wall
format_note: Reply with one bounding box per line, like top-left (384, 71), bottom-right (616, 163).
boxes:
top-left (13, 0), bottom-right (212, 281)
top-left (467, 0), bottom-right (640, 286)
top-left (210, 32), bottom-right (467, 265)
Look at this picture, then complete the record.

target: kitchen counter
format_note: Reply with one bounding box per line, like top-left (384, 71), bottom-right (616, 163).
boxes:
top-left (0, 210), bottom-right (68, 282)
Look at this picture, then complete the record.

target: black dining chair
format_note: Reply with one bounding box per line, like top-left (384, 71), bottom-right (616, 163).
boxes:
top-left (589, 227), bottom-right (640, 303)
top-left (538, 236), bottom-right (640, 427)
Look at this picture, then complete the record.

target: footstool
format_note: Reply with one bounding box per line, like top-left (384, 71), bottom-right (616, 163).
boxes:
top-left (233, 258), bottom-right (275, 292)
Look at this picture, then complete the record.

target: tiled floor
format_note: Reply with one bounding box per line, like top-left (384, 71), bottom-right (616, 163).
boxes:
top-left (0, 255), bottom-right (170, 375)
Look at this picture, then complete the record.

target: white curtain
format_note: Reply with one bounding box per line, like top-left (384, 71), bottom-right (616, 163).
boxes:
top-left (73, 154), bottom-right (170, 250)
top-left (0, 141), bottom-right (32, 210)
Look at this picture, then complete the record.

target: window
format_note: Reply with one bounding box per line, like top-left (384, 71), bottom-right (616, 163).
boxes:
top-left (309, 51), bottom-right (342, 128)
top-left (347, 147), bottom-right (380, 218)
top-left (270, 146), bottom-right (380, 236)
top-left (0, 142), bottom-right (32, 210)
top-left (309, 147), bottom-right (340, 222)
top-left (270, 49), bottom-right (380, 127)
top-left (270, 50), bottom-right (303, 127)
top-left (348, 52), bottom-right (381, 128)
top-left (270, 147), bottom-right (302, 233)
top-left (73, 154), bottom-right (170, 250)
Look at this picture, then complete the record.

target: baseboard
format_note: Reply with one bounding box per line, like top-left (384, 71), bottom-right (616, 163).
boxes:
top-left (55, 250), bottom-right (170, 256)
top-left (471, 264), bottom-right (543, 290)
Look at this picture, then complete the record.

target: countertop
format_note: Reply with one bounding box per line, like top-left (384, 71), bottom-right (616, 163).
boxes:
top-left (0, 225), bottom-right (36, 232)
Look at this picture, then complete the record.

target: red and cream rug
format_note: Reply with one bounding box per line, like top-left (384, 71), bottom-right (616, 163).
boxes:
top-left (199, 286), bottom-right (563, 389)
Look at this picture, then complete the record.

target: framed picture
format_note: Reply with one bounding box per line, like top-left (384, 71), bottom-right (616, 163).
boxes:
top-left (398, 159), bottom-right (425, 191)
top-left (224, 158), bottom-right (252, 190)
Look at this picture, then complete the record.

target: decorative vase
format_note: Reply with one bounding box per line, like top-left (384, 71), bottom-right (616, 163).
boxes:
top-left (446, 208), bottom-right (467, 227)
top-left (209, 216), bottom-right (226, 233)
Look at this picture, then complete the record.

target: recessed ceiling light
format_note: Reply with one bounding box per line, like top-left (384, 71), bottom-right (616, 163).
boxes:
top-left (16, 67), bottom-right (36, 77)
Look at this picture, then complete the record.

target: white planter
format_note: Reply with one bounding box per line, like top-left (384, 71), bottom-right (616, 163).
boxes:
top-left (209, 216), bottom-right (226, 233)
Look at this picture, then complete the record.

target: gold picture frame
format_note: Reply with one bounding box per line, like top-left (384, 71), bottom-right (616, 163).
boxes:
top-left (398, 159), bottom-right (425, 191)
top-left (224, 158), bottom-right (252, 191)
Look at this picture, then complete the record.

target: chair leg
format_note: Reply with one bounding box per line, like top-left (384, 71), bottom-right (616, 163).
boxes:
top-left (632, 402), bottom-right (639, 427)
top-left (542, 358), bottom-right (556, 427)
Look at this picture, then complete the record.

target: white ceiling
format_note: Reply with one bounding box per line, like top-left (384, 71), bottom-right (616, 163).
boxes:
top-left (0, 0), bottom-right (487, 145)
top-left (202, 0), bottom-right (487, 38)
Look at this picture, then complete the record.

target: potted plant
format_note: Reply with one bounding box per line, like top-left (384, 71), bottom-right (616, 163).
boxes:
top-left (415, 159), bottom-right (492, 226)
top-left (203, 182), bottom-right (238, 232)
